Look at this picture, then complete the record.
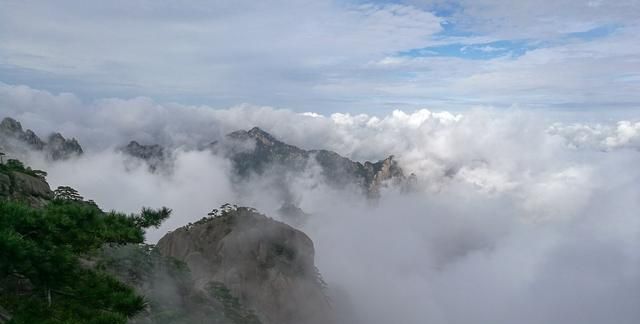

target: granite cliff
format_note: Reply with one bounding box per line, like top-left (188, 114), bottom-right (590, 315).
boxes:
top-left (156, 205), bottom-right (332, 324)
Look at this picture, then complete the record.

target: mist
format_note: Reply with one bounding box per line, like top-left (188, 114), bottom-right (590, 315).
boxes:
top-left (2, 84), bottom-right (639, 323)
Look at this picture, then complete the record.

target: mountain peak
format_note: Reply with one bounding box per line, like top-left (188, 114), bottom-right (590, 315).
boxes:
top-left (227, 126), bottom-right (282, 147)
top-left (0, 117), bottom-right (22, 133)
top-left (0, 117), bottom-right (83, 160)
top-left (247, 126), bottom-right (278, 144)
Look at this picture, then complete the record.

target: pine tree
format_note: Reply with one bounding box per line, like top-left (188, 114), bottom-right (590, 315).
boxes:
top-left (53, 186), bottom-right (83, 201)
top-left (0, 199), bottom-right (171, 323)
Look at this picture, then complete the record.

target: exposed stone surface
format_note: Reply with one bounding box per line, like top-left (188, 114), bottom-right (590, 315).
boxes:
top-left (0, 117), bottom-right (83, 160)
top-left (156, 206), bottom-right (332, 324)
top-left (0, 169), bottom-right (53, 208)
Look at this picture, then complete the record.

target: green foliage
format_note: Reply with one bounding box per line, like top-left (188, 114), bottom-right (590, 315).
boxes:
top-left (0, 159), bottom-right (47, 179)
top-left (133, 207), bottom-right (172, 229)
top-left (3, 159), bottom-right (25, 171)
top-left (53, 186), bottom-right (83, 202)
top-left (0, 199), bottom-right (171, 323)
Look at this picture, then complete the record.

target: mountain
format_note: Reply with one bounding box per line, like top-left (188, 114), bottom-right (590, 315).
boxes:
top-left (156, 204), bottom-right (332, 324)
top-left (0, 117), bottom-right (83, 160)
top-left (121, 140), bottom-right (169, 171)
top-left (1, 159), bottom-right (331, 323)
top-left (216, 126), bottom-right (411, 197)
top-left (121, 126), bottom-right (412, 199)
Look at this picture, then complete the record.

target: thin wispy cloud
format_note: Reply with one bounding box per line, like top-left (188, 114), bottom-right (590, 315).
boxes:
top-left (1, 0), bottom-right (638, 112)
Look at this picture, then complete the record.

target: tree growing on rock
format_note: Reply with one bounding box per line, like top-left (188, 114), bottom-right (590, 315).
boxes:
top-left (53, 185), bottom-right (83, 202)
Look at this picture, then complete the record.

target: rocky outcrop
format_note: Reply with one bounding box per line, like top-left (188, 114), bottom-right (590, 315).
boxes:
top-left (121, 140), bottom-right (169, 171)
top-left (216, 127), bottom-right (408, 197)
top-left (0, 168), bottom-right (53, 208)
top-left (0, 117), bottom-right (83, 160)
top-left (46, 133), bottom-right (83, 160)
top-left (156, 206), bottom-right (332, 324)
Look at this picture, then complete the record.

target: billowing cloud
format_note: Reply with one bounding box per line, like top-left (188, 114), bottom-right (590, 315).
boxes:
top-left (2, 84), bottom-right (639, 323)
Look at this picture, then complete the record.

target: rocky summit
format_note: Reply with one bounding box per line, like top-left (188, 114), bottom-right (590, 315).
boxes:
top-left (156, 205), bottom-right (332, 324)
top-left (121, 140), bottom-right (169, 171)
top-left (217, 126), bottom-right (411, 197)
top-left (0, 117), bottom-right (83, 160)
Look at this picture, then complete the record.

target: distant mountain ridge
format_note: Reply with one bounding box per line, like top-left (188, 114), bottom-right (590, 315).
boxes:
top-left (216, 126), bottom-right (414, 197)
top-left (0, 116), bottom-right (412, 198)
top-left (122, 126), bottom-right (413, 198)
top-left (121, 140), bottom-right (169, 171)
top-left (0, 117), bottom-right (83, 160)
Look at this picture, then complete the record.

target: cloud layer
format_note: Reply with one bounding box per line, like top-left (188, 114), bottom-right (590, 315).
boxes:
top-left (2, 84), bottom-right (639, 323)
top-left (1, 0), bottom-right (638, 112)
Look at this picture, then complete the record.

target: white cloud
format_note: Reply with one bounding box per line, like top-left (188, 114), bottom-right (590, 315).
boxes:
top-left (1, 1), bottom-right (638, 112)
top-left (3, 84), bottom-right (639, 323)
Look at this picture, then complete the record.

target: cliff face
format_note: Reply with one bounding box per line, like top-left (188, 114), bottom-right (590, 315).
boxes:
top-left (0, 117), bottom-right (83, 160)
top-left (156, 206), bottom-right (332, 324)
top-left (0, 168), bottom-right (53, 207)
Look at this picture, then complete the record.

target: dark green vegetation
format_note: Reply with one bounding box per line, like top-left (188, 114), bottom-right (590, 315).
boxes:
top-left (0, 159), bottom-right (167, 323)
top-left (0, 195), bottom-right (171, 323)
top-left (0, 159), bottom-right (47, 179)
top-left (0, 159), bottom-right (264, 323)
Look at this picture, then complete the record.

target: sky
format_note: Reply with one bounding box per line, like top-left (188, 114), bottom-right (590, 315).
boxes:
top-left (1, 2), bottom-right (640, 322)
top-left (1, 0), bottom-right (639, 114)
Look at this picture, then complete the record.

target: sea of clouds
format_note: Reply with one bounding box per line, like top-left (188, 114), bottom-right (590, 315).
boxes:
top-left (1, 83), bottom-right (639, 324)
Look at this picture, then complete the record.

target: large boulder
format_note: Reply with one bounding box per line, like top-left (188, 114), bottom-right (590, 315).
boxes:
top-left (156, 206), bottom-right (332, 324)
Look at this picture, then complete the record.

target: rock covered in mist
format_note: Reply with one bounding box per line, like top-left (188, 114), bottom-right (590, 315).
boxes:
top-left (101, 244), bottom-right (263, 324)
top-left (0, 117), bottom-right (83, 160)
top-left (46, 132), bottom-right (83, 160)
top-left (216, 126), bottom-right (409, 197)
top-left (277, 202), bottom-right (311, 228)
top-left (156, 205), bottom-right (332, 324)
top-left (121, 140), bottom-right (170, 171)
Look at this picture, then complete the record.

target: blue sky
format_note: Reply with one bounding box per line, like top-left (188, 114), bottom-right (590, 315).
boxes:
top-left (0, 0), bottom-right (638, 114)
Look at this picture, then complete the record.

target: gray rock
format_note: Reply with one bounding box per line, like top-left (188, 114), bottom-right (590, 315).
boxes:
top-left (0, 167), bottom-right (53, 208)
top-left (11, 171), bottom-right (54, 200)
top-left (121, 141), bottom-right (169, 171)
top-left (46, 133), bottom-right (83, 160)
top-left (9, 171), bottom-right (53, 207)
top-left (156, 206), bottom-right (332, 324)
top-left (0, 117), bottom-right (83, 160)
top-left (217, 127), bottom-right (408, 197)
